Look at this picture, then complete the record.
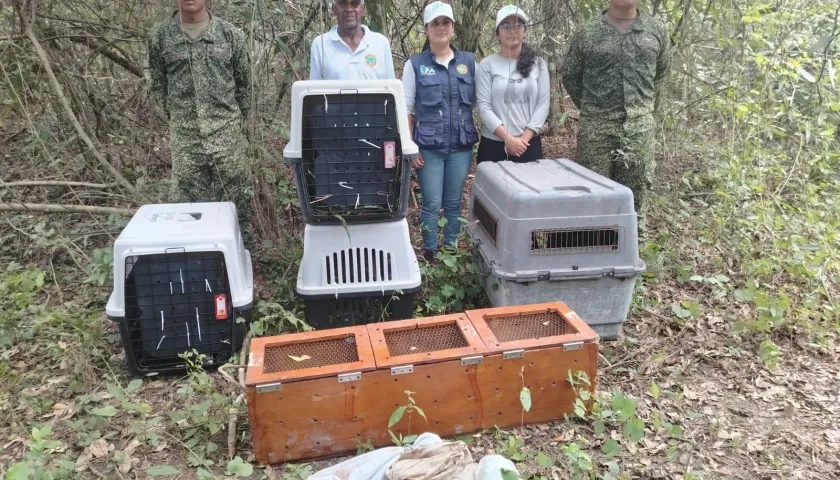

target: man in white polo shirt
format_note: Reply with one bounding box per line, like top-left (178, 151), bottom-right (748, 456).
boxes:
top-left (310, 0), bottom-right (396, 80)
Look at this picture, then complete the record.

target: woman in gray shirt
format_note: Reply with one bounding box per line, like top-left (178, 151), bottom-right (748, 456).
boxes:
top-left (476, 5), bottom-right (550, 163)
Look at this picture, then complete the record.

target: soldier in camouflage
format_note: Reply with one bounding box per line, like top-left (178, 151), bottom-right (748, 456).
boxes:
top-left (147, 0), bottom-right (254, 241)
top-left (561, 0), bottom-right (671, 231)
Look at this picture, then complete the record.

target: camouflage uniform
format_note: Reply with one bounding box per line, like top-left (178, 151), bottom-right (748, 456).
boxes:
top-left (561, 11), bottom-right (671, 227)
top-left (147, 12), bottom-right (254, 240)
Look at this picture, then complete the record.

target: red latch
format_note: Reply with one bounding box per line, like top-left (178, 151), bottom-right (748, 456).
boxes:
top-left (214, 294), bottom-right (228, 320)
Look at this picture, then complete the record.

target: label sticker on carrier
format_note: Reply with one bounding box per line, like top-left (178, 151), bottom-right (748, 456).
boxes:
top-left (384, 141), bottom-right (396, 168)
top-left (214, 294), bottom-right (228, 320)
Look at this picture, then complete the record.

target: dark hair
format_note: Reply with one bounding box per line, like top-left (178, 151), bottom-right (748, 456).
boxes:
top-left (517, 43), bottom-right (537, 78)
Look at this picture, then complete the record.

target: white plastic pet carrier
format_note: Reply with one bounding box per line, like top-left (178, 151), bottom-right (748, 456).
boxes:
top-left (106, 202), bottom-right (253, 374)
top-left (295, 219), bottom-right (421, 328)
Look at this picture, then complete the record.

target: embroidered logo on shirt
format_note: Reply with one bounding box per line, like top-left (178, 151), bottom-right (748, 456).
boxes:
top-left (456, 64), bottom-right (468, 75)
top-left (420, 65), bottom-right (436, 76)
top-left (365, 54), bottom-right (377, 67)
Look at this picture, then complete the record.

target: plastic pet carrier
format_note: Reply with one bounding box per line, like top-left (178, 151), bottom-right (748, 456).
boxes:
top-left (106, 203), bottom-right (253, 375)
top-left (296, 219), bottom-right (421, 329)
top-left (283, 80), bottom-right (419, 224)
top-left (465, 159), bottom-right (646, 340)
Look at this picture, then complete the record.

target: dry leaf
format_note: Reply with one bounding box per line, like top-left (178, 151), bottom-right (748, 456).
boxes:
top-left (154, 442), bottom-right (168, 452)
top-left (123, 439), bottom-right (141, 456)
top-left (75, 450), bottom-right (92, 472)
top-left (89, 439), bottom-right (112, 458)
top-left (59, 359), bottom-right (68, 370)
top-left (288, 355), bottom-right (311, 362)
top-left (113, 451), bottom-right (133, 474)
top-left (825, 430), bottom-right (840, 444)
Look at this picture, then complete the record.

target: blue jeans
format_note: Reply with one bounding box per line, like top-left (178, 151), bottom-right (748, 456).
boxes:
top-left (416, 148), bottom-right (473, 252)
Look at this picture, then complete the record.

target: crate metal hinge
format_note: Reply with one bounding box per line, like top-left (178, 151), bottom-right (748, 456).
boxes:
top-left (391, 365), bottom-right (414, 376)
top-left (460, 356), bottom-right (483, 366)
top-left (562, 341), bottom-right (584, 352)
top-left (338, 372), bottom-right (362, 383)
top-left (503, 349), bottom-right (525, 360)
top-left (256, 382), bottom-right (282, 394)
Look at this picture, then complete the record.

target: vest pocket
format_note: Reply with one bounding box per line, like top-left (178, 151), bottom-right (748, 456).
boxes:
top-left (459, 119), bottom-right (478, 146)
top-left (457, 75), bottom-right (474, 106)
top-left (415, 122), bottom-right (442, 150)
top-left (418, 75), bottom-right (443, 107)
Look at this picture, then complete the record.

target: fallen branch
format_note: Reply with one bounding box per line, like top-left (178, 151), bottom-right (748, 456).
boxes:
top-left (24, 20), bottom-right (141, 198)
top-left (0, 180), bottom-right (117, 189)
top-left (0, 202), bottom-right (135, 215)
top-left (228, 332), bottom-right (252, 460)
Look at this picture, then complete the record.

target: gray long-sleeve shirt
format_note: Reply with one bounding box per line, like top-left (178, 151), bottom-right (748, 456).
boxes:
top-left (476, 53), bottom-right (550, 140)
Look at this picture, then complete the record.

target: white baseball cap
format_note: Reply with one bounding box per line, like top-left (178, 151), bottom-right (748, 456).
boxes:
top-left (424, 2), bottom-right (455, 25)
top-left (495, 5), bottom-right (529, 29)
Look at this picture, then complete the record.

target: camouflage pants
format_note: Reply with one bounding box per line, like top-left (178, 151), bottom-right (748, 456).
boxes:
top-left (169, 149), bottom-right (254, 244)
top-left (576, 127), bottom-right (655, 231)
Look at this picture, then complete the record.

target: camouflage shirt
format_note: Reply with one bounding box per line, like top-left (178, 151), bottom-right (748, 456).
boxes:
top-left (561, 11), bottom-right (671, 135)
top-left (147, 12), bottom-right (252, 155)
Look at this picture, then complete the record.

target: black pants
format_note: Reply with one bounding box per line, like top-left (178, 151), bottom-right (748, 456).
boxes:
top-left (477, 135), bottom-right (543, 164)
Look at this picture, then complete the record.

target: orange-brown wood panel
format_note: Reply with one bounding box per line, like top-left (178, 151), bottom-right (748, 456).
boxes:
top-left (248, 360), bottom-right (486, 464)
top-left (474, 344), bottom-right (598, 430)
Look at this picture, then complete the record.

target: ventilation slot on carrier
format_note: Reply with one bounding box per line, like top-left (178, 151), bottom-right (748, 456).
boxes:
top-left (485, 310), bottom-right (578, 343)
top-left (325, 248), bottom-right (393, 285)
top-left (384, 323), bottom-right (469, 356)
top-left (262, 335), bottom-right (360, 374)
top-left (531, 226), bottom-right (621, 254)
top-left (472, 197), bottom-right (498, 245)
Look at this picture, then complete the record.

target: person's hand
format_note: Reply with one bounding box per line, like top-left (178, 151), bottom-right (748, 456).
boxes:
top-left (412, 153), bottom-right (424, 169)
top-left (505, 136), bottom-right (529, 157)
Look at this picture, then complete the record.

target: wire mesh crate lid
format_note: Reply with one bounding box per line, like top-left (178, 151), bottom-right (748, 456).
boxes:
top-left (465, 302), bottom-right (598, 353)
top-left (366, 314), bottom-right (488, 368)
top-left (283, 80), bottom-right (419, 162)
top-left (245, 326), bottom-right (376, 387)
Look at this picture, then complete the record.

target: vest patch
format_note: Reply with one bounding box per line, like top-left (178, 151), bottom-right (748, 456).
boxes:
top-left (456, 64), bottom-right (468, 75)
top-left (365, 54), bottom-right (377, 67)
top-left (420, 65), bottom-right (436, 76)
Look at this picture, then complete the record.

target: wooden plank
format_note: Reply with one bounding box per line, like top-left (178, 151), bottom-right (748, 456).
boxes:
top-left (367, 314), bottom-right (488, 368)
top-left (475, 343), bottom-right (598, 429)
top-left (245, 326), bottom-right (376, 387)
top-left (465, 302), bottom-right (597, 353)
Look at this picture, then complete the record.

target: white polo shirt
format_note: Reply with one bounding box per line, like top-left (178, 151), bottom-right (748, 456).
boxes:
top-left (309, 25), bottom-right (396, 80)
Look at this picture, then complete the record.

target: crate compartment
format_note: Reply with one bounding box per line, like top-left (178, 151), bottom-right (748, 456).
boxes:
top-left (284, 81), bottom-right (419, 224)
top-left (107, 203), bottom-right (253, 375)
top-left (366, 314), bottom-right (487, 368)
top-left (465, 302), bottom-right (598, 429)
top-left (297, 220), bottom-right (421, 329)
top-left (466, 159), bottom-right (646, 340)
top-left (246, 327), bottom-right (378, 464)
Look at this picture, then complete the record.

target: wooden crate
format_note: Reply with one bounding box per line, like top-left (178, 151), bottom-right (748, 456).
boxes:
top-left (464, 302), bottom-right (599, 429)
top-left (246, 304), bottom-right (598, 464)
top-left (246, 314), bottom-right (490, 464)
top-left (245, 326), bottom-right (377, 464)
